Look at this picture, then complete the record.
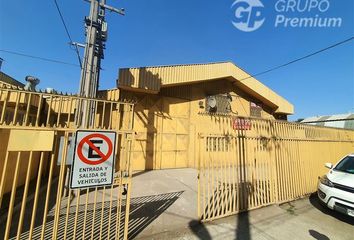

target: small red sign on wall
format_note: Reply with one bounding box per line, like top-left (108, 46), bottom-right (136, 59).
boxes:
top-left (231, 118), bottom-right (252, 130)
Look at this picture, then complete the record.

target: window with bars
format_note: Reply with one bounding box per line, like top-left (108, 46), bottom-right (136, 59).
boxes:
top-left (206, 137), bottom-right (231, 152)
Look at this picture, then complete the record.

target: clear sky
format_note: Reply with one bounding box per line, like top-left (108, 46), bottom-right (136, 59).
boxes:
top-left (0, 0), bottom-right (353, 120)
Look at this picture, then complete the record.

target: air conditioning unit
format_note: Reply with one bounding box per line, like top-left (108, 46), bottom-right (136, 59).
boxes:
top-left (206, 94), bottom-right (232, 114)
top-left (206, 96), bottom-right (217, 113)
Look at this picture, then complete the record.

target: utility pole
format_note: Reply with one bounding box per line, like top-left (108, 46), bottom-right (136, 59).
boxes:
top-left (77, 0), bottom-right (124, 128)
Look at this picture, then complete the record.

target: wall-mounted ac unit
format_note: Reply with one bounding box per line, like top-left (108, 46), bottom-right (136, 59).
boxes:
top-left (206, 94), bottom-right (232, 114)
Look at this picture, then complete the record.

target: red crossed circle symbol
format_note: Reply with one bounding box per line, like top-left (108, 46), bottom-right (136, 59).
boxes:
top-left (77, 133), bottom-right (113, 165)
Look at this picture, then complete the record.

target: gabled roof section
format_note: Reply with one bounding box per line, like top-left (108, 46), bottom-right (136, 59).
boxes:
top-left (117, 62), bottom-right (294, 114)
top-left (0, 71), bottom-right (25, 87)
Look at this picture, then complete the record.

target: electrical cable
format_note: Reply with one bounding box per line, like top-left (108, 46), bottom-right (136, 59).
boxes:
top-left (53, 0), bottom-right (82, 68)
top-left (1, 37), bottom-right (352, 79)
top-left (0, 49), bottom-right (80, 67)
top-left (238, 36), bottom-right (354, 82)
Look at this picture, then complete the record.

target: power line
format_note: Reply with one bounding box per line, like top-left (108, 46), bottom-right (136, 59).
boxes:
top-left (53, 0), bottom-right (82, 68)
top-left (2, 36), bottom-right (352, 80)
top-left (239, 36), bottom-right (354, 82)
top-left (0, 49), bottom-right (80, 67)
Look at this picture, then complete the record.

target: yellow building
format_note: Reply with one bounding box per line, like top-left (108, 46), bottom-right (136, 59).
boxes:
top-left (0, 71), bottom-right (24, 88)
top-left (0, 62), bottom-right (294, 187)
top-left (100, 62), bottom-right (294, 170)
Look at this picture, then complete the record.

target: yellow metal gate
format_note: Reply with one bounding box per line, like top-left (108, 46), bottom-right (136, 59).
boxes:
top-left (0, 86), bottom-right (134, 239)
top-left (197, 116), bottom-right (354, 222)
top-left (132, 96), bottom-right (190, 170)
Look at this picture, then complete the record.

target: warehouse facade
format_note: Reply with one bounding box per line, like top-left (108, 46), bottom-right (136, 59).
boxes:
top-left (1, 62), bottom-right (354, 239)
top-left (0, 62), bottom-right (295, 173)
top-left (100, 62), bottom-right (294, 170)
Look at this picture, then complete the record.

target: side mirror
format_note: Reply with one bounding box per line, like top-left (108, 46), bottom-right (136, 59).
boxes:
top-left (325, 163), bottom-right (333, 169)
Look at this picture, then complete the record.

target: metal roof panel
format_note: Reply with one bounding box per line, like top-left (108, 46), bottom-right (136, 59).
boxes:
top-left (117, 62), bottom-right (294, 115)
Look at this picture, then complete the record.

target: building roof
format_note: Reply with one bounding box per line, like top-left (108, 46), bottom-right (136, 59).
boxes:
top-left (301, 113), bottom-right (354, 130)
top-left (117, 62), bottom-right (294, 115)
top-left (0, 71), bottom-right (25, 87)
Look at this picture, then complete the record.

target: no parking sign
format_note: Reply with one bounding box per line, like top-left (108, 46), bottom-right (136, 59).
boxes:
top-left (70, 130), bottom-right (116, 189)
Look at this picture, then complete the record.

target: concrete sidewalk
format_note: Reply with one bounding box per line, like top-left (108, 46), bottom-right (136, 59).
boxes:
top-left (130, 168), bottom-right (199, 239)
top-left (165, 195), bottom-right (354, 240)
top-left (136, 195), bottom-right (354, 240)
top-left (130, 169), bottom-right (354, 240)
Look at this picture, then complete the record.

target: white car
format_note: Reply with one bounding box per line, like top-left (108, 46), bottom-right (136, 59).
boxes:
top-left (318, 154), bottom-right (354, 217)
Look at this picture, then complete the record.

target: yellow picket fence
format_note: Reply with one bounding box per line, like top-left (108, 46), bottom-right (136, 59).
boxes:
top-left (0, 86), bottom-right (135, 239)
top-left (197, 116), bottom-right (354, 221)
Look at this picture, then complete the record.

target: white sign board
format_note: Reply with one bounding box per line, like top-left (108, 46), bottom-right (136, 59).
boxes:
top-left (70, 130), bottom-right (116, 189)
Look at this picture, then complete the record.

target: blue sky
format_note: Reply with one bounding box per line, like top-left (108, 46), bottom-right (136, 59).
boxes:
top-left (0, 0), bottom-right (353, 120)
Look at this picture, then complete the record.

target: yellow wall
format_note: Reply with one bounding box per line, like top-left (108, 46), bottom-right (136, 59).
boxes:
top-left (129, 94), bottom-right (190, 170)
top-left (0, 130), bottom-right (43, 194)
top-left (121, 79), bottom-right (284, 171)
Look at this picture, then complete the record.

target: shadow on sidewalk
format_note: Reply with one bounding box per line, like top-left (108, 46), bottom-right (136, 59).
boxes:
top-left (308, 229), bottom-right (330, 240)
top-left (189, 220), bottom-right (212, 240)
top-left (128, 191), bottom-right (184, 239)
top-left (309, 193), bottom-right (354, 226)
top-left (2, 190), bottom-right (183, 240)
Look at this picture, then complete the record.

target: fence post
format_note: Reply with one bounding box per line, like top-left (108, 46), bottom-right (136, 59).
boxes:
top-left (271, 137), bottom-right (279, 204)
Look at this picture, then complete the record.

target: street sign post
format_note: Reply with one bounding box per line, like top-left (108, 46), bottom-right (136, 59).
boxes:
top-left (70, 130), bottom-right (117, 189)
